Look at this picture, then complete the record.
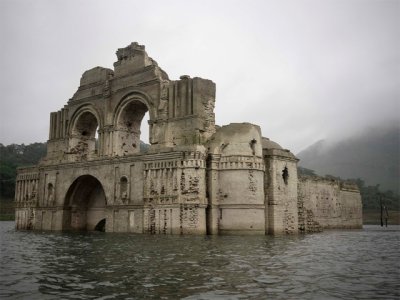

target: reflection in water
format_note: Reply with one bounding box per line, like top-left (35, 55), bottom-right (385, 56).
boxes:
top-left (1, 222), bottom-right (399, 299)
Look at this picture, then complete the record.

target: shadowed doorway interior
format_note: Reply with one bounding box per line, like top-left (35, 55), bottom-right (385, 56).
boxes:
top-left (64, 175), bottom-right (106, 231)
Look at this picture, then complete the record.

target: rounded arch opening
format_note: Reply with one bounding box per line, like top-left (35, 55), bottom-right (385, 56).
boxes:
top-left (119, 176), bottom-right (129, 203)
top-left (70, 110), bottom-right (100, 159)
top-left (114, 99), bottom-right (150, 156)
top-left (64, 175), bottom-right (106, 231)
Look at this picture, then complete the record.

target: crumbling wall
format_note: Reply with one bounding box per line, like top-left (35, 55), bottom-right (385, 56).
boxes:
top-left (15, 41), bottom-right (363, 235)
top-left (43, 43), bottom-right (216, 166)
top-left (15, 167), bottom-right (39, 230)
top-left (298, 176), bottom-right (362, 230)
top-left (263, 143), bottom-right (299, 235)
top-left (338, 182), bottom-right (363, 228)
top-left (297, 180), bottom-right (322, 233)
top-left (151, 76), bottom-right (216, 149)
top-left (141, 149), bottom-right (207, 234)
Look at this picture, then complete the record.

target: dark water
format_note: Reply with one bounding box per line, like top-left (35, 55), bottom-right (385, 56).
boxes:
top-left (1, 222), bottom-right (399, 300)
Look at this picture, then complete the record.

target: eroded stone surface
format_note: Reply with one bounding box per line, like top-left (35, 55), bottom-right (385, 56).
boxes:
top-left (15, 43), bottom-right (362, 234)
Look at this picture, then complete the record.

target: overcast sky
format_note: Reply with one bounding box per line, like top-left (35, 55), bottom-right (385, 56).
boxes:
top-left (1, 0), bottom-right (399, 153)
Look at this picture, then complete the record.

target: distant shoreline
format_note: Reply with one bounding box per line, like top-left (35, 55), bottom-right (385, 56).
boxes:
top-left (363, 210), bottom-right (400, 225)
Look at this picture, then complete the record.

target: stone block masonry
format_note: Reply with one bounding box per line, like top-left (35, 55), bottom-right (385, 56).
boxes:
top-left (298, 175), bottom-right (362, 231)
top-left (15, 42), bottom-right (362, 234)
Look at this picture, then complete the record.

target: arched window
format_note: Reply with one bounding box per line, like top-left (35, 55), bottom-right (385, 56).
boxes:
top-left (120, 176), bottom-right (128, 200)
top-left (115, 100), bottom-right (149, 156)
top-left (70, 111), bottom-right (99, 159)
top-left (47, 183), bottom-right (54, 204)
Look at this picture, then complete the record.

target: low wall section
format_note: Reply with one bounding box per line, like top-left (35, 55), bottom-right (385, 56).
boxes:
top-left (298, 176), bottom-right (362, 231)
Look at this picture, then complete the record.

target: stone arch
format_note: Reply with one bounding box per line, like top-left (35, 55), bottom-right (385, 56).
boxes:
top-left (68, 105), bottom-right (103, 159)
top-left (113, 91), bottom-right (154, 156)
top-left (63, 175), bottom-right (107, 231)
top-left (115, 91), bottom-right (155, 120)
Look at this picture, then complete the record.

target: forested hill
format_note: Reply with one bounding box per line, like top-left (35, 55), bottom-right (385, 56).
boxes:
top-left (0, 143), bottom-right (47, 201)
top-left (297, 125), bottom-right (399, 194)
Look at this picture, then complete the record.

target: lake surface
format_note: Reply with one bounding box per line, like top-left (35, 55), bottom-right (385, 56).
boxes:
top-left (1, 222), bottom-right (399, 299)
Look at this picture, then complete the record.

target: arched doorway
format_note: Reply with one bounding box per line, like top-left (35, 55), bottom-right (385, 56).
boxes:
top-left (64, 175), bottom-right (106, 231)
top-left (114, 99), bottom-right (149, 156)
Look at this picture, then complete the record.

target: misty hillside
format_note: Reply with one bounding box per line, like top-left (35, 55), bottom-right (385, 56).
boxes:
top-left (297, 126), bottom-right (399, 193)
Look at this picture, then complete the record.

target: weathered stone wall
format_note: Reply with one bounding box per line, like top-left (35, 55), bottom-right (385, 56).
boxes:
top-left (298, 176), bottom-right (363, 231)
top-left (14, 166), bottom-right (39, 230)
top-left (142, 149), bottom-right (207, 234)
top-left (15, 42), bottom-right (363, 235)
top-left (22, 149), bottom-right (207, 234)
top-left (15, 42), bottom-right (213, 234)
top-left (206, 123), bottom-right (266, 234)
top-left (263, 139), bottom-right (299, 235)
top-left (44, 42), bottom-right (216, 165)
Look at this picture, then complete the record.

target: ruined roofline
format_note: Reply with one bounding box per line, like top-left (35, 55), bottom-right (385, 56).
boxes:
top-left (298, 174), bottom-right (360, 191)
top-left (75, 68), bottom-right (213, 90)
top-left (67, 42), bottom-right (216, 105)
top-left (66, 42), bottom-right (164, 99)
top-left (113, 42), bottom-right (168, 77)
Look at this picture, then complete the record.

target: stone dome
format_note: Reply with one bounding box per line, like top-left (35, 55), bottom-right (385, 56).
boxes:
top-left (261, 137), bottom-right (283, 150)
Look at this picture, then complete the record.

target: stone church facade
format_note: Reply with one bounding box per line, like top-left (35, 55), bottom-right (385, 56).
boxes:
top-left (15, 43), bottom-right (362, 234)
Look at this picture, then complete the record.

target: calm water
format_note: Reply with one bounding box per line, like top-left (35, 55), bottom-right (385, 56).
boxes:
top-left (1, 222), bottom-right (399, 300)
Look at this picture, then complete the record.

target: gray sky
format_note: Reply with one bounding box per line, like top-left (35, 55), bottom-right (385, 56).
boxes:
top-left (1, 0), bottom-right (399, 153)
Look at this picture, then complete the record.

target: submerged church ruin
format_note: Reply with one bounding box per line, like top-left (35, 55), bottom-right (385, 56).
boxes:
top-left (15, 42), bottom-right (362, 234)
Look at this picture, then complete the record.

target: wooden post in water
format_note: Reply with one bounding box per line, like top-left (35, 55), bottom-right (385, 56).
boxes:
top-left (384, 205), bottom-right (389, 227)
top-left (380, 193), bottom-right (389, 227)
top-left (380, 193), bottom-right (383, 227)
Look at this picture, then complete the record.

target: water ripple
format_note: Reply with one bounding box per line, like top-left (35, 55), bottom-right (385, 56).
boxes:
top-left (1, 223), bottom-right (399, 299)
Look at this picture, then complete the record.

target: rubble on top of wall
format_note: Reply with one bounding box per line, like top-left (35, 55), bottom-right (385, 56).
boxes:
top-left (298, 174), bottom-right (360, 192)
